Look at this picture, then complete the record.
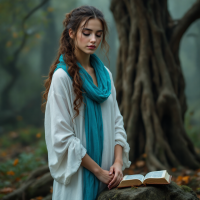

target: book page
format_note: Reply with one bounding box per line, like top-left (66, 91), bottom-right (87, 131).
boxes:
top-left (124, 174), bottom-right (144, 182)
top-left (144, 170), bottom-right (166, 180)
top-left (165, 172), bottom-right (171, 182)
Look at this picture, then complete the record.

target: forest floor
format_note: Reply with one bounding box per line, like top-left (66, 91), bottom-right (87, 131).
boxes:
top-left (123, 152), bottom-right (200, 199)
top-left (0, 127), bottom-right (200, 199)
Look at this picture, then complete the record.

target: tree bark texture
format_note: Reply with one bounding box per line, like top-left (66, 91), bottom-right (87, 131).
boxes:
top-left (110, 0), bottom-right (200, 171)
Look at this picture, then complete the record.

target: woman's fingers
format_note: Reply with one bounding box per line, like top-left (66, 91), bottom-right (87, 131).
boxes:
top-left (108, 174), bottom-right (114, 183)
top-left (108, 172), bottom-right (123, 189)
top-left (109, 174), bottom-right (114, 181)
top-left (108, 172), bottom-right (118, 187)
top-left (108, 171), bottom-right (122, 188)
top-left (110, 176), bottom-right (120, 189)
top-left (109, 166), bottom-right (114, 175)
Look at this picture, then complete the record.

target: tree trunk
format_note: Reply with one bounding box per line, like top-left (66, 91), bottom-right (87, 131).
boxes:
top-left (0, 0), bottom-right (49, 125)
top-left (40, 1), bottom-right (58, 76)
top-left (110, 0), bottom-right (200, 171)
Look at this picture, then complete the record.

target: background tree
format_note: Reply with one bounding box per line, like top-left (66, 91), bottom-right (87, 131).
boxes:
top-left (0, 0), bottom-right (49, 126)
top-left (110, 0), bottom-right (200, 171)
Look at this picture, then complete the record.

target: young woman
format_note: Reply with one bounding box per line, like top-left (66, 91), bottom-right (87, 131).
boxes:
top-left (43, 5), bottom-right (131, 200)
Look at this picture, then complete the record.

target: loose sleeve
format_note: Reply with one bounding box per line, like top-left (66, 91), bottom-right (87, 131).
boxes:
top-left (44, 70), bottom-right (87, 185)
top-left (111, 74), bottom-right (131, 171)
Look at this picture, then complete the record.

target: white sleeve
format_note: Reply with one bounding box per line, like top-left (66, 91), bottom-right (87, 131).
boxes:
top-left (44, 70), bottom-right (87, 185)
top-left (114, 95), bottom-right (131, 170)
top-left (110, 71), bottom-right (131, 171)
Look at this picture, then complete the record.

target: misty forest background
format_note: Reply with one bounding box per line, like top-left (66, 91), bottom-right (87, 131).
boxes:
top-left (1, 0), bottom-right (200, 198)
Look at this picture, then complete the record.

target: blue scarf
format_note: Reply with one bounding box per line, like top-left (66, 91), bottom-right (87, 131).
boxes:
top-left (54, 54), bottom-right (111, 200)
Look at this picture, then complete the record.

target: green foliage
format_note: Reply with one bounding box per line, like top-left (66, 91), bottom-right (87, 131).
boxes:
top-left (0, 126), bottom-right (45, 149)
top-left (0, 126), bottom-right (47, 191)
top-left (0, 135), bottom-right (12, 149)
top-left (0, 0), bottom-right (51, 121)
top-left (112, 193), bottom-right (119, 198)
top-left (131, 187), bottom-right (137, 190)
top-left (0, 152), bottom-right (47, 189)
top-left (180, 185), bottom-right (193, 193)
top-left (34, 140), bottom-right (48, 157)
top-left (0, 0), bottom-right (49, 53)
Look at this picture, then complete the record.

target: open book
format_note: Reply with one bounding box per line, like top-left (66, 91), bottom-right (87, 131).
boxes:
top-left (117, 170), bottom-right (172, 188)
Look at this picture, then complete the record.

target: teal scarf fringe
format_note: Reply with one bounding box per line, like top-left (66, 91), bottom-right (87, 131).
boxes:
top-left (54, 54), bottom-right (111, 200)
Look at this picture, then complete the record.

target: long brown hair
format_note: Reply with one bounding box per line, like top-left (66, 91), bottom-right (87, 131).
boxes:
top-left (42, 5), bottom-right (109, 120)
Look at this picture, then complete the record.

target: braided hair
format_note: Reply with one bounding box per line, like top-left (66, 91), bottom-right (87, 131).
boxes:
top-left (42, 5), bottom-right (109, 120)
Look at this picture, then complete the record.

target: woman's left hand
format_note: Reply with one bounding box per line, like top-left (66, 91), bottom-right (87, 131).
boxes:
top-left (107, 161), bottom-right (123, 190)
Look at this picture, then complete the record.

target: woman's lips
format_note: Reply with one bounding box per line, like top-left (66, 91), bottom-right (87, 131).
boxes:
top-left (87, 46), bottom-right (96, 49)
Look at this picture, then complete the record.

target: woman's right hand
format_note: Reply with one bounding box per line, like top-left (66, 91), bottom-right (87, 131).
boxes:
top-left (94, 168), bottom-right (114, 185)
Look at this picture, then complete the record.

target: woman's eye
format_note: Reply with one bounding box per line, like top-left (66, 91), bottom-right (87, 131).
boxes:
top-left (82, 33), bottom-right (102, 38)
top-left (83, 33), bottom-right (90, 36)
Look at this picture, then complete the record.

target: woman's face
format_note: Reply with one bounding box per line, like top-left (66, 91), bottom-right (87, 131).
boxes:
top-left (70, 18), bottom-right (103, 55)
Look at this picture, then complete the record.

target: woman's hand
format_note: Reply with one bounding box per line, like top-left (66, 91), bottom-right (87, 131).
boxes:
top-left (108, 161), bottom-right (123, 190)
top-left (94, 168), bottom-right (114, 185)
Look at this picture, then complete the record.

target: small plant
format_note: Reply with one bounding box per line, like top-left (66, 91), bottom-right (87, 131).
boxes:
top-left (180, 185), bottom-right (193, 193)
top-left (0, 126), bottom-right (45, 150)
top-left (0, 151), bottom-right (47, 189)
top-left (34, 140), bottom-right (48, 157)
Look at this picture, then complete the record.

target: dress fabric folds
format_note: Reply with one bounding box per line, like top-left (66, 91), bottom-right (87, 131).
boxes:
top-left (44, 65), bottom-right (131, 200)
top-left (54, 53), bottom-right (111, 200)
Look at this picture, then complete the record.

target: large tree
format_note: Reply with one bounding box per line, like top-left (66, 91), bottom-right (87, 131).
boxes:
top-left (0, 0), bottom-right (49, 125)
top-left (110, 0), bottom-right (200, 171)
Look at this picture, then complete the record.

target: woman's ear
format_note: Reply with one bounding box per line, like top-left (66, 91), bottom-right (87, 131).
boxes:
top-left (69, 28), bottom-right (75, 39)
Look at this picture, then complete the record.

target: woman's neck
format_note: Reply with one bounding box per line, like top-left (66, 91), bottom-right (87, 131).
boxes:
top-left (75, 48), bottom-right (92, 70)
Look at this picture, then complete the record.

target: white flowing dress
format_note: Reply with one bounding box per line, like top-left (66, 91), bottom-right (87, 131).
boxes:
top-left (44, 66), bottom-right (131, 200)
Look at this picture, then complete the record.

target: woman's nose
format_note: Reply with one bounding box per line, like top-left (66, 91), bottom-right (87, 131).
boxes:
top-left (90, 34), bottom-right (96, 43)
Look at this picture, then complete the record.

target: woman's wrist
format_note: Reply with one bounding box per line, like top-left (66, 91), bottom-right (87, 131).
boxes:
top-left (81, 153), bottom-right (102, 176)
top-left (114, 144), bottom-right (123, 167)
top-left (114, 158), bottom-right (123, 167)
top-left (93, 166), bottom-right (102, 176)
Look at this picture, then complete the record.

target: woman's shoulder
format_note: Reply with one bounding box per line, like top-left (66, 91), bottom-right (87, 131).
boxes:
top-left (50, 68), bottom-right (73, 97)
top-left (52, 68), bottom-right (73, 87)
top-left (104, 65), bottom-right (111, 75)
top-left (52, 68), bottom-right (72, 82)
top-left (104, 66), bottom-right (114, 86)
top-left (104, 66), bottom-right (113, 81)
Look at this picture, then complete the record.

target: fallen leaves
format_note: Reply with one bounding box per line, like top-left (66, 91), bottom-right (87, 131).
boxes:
top-left (13, 158), bottom-right (19, 166)
top-left (36, 197), bottom-right (43, 200)
top-left (171, 168), bottom-right (177, 172)
top-left (182, 176), bottom-right (190, 184)
top-left (16, 116), bottom-right (23, 121)
top-left (9, 131), bottom-right (18, 139)
top-left (12, 32), bottom-right (18, 38)
top-left (136, 161), bottom-right (145, 168)
top-left (35, 34), bottom-right (41, 39)
top-left (47, 7), bottom-right (54, 12)
top-left (1, 151), bottom-right (7, 157)
top-left (6, 171), bottom-right (15, 176)
top-left (176, 175), bottom-right (190, 185)
top-left (0, 187), bottom-right (15, 194)
top-left (30, 196), bottom-right (43, 200)
top-left (50, 186), bottom-right (53, 193)
top-left (6, 41), bottom-right (12, 47)
top-left (123, 158), bottom-right (200, 196)
top-left (36, 133), bottom-right (41, 138)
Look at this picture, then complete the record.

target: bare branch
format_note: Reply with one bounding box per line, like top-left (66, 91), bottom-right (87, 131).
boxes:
top-left (170, 0), bottom-right (200, 53)
top-left (14, 0), bottom-right (49, 61)
top-left (0, 0), bottom-right (49, 114)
